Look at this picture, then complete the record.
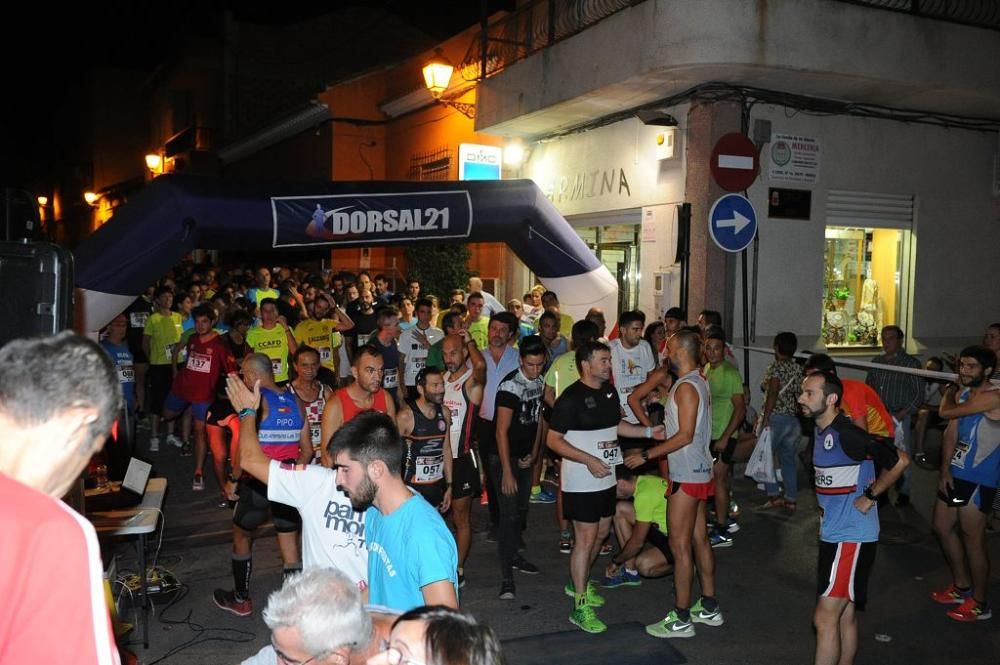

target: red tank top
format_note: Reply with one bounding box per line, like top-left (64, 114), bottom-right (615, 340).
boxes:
top-left (337, 386), bottom-right (389, 422)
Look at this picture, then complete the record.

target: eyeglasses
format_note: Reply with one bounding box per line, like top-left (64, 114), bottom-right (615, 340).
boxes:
top-left (272, 639), bottom-right (328, 665)
top-left (379, 641), bottom-right (426, 665)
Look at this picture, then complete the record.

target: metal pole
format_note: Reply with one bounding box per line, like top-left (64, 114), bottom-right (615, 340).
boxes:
top-left (480, 0), bottom-right (488, 81)
top-left (741, 248), bottom-right (750, 387)
top-left (677, 203), bottom-right (691, 318)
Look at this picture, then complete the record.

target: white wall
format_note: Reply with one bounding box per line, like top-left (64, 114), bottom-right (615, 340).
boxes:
top-left (733, 106), bottom-right (1000, 404)
top-left (478, 0), bottom-right (1000, 136)
top-left (519, 114), bottom-right (689, 319)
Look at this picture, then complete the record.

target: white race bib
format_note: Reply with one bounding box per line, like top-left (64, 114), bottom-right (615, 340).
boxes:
top-left (597, 439), bottom-right (622, 466)
top-left (319, 346), bottom-right (333, 362)
top-left (272, 358), bottom-right (283, 376)
top-left (951, 440), bottom-right (971, 468)
top-left (118, 366), bottom-right (135, 383)
top-left (186, 352), bottom-right (212, 373)
top-left (383, 368), bottom-right (398, 389)
top-left (413, 455), bottom-right (444, 483)
top-left (310, 423), bottom-right (321, 446)
top-left (129, 312), bottom-right (148, 328)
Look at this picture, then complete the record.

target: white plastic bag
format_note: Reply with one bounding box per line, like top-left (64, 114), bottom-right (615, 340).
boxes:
top-left (745, 426), bottom-right (776, 484)
top-left (891, 416), bottom-right (907, 451)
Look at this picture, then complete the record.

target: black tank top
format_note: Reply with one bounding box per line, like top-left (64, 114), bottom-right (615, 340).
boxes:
top-left (403, 398), bottom-right (447, 485)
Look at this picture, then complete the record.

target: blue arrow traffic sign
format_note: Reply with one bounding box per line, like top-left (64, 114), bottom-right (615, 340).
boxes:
top-left (708, 193), bottom-right (757, 253)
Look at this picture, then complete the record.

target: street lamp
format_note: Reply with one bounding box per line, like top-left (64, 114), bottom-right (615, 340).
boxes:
top-left (145, 153), bottom-right (163, 174)
top-left (421, 48), bottom-right (475, 119)
top-left (84, 191), bottom-right (99, 205)
top-left (422, 49), bottom-right (454, 97)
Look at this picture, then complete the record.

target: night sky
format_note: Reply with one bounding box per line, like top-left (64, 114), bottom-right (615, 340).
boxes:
top-left (0, 0), bottom-right (513, 187)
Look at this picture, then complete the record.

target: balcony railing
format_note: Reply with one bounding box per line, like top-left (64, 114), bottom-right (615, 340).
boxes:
top-left (457, 0), bottom-right (646, 83)
top-left (834, 0), bottom-right (1000, 31)
top-left (459, 0), bottom-right (997, 84)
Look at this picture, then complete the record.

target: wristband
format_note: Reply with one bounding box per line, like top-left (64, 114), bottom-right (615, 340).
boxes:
top-left (238, 408), bottom-right (256, 420)
top-left (644, 426), bottom-right (652, 438)
top-left (641, 450), bottom-right (649, 462)
top-left (863, 486), bottom-right (877, 502)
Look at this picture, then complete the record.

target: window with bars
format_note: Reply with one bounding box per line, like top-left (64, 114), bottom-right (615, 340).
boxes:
top-left (408, 147), bottom-right (451, 181)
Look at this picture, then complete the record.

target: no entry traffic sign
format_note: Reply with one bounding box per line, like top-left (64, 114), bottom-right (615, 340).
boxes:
top-left (710, 133), bottom-right (759, 192)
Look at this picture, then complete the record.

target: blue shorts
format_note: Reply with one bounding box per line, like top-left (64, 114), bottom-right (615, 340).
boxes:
top-left (163, 392), bottom-right (211, 421)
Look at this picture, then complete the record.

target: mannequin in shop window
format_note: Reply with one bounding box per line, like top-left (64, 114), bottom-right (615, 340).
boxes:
top-left (856, 277), bottom-right (883, 347)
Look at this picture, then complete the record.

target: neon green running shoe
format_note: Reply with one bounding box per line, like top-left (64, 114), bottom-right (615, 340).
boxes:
top-left (646, 609), bottom-right (695, 638)
top-left (569, 605), bottom-right (608, 634)
top-left (691, 598), bottom-right (724, 626)
top-left (564, 580), bottom-right (605, 607)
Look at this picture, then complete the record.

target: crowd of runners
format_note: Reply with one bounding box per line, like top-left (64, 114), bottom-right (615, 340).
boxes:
top-left (82, 260), bottom-right (1000, 664)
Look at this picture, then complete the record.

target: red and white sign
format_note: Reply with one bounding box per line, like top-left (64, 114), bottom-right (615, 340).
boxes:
top-left (710, 133), bottom-right (759, 192)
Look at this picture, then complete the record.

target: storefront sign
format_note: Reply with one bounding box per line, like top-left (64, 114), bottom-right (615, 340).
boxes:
top-left (525, 116), bottom-right (686, 216)
top-left (458, 143), bottom-right (502, 180)
top-left (769, 133), bottom-right (820, 183)
top-left (271, 192), bottom-right (473, 247)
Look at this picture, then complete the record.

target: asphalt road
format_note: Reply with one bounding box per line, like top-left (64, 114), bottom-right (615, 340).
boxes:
top-left (110, 427), bottom-right (999, 665)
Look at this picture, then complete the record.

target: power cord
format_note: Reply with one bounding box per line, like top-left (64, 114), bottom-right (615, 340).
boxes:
top-left (143, 584), bottom-right (257, 665)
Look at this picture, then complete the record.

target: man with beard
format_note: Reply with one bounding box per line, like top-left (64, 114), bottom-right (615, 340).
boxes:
top-left (933, 346), bottom-right (1000, 622)
top-left (332, 411), bottom-right (458, 611)
top-left (319, 345), bottom-right (397, 468)
top-left (442, 330), bottom-right (486, 588)
top-left (800, 371), bottom-right (908, 664)
top-left (397, 366), bottom-right (453, 512)
top-left (224, 373), bottom-right (368, 593)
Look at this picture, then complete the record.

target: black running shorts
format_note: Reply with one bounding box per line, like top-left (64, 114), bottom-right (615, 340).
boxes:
top-left (232, 476), bottom-right (302, 533)
top-left (563, 486), bottom-right (616, 523)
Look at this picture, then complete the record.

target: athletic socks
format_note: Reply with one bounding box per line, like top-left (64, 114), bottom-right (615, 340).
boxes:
top-left (575, 592), bottom-right (588, 609)
top-left (700, 596), bottom-right (719, 612)
top-left (283, 563), bottom-right (303, 580)
top-left (675, 607), bottom-right (691, 621)
top-left (232, 553), bottom-right (252, 600)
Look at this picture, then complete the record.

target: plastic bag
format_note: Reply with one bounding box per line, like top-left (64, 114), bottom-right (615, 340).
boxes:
top-left (891, 416), bottom-right (907, 451)
top-left (745, 426), bottom-right (776, 484)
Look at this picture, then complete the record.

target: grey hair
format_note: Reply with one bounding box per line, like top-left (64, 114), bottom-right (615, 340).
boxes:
top-left (0, 332), bottom-right (122, 449)
top-left (262, 568), bottom-right (372, 656)
top-left (244, 352), bottom-right (274, 378)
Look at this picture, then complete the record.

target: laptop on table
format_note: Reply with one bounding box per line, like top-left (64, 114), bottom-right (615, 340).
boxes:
top-left (85, 458), bottom-right (153, 512)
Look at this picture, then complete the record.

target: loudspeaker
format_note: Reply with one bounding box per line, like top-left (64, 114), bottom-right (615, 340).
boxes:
top-left (3, 188), bottom-right (42, 242)
top-left (0, 241), bottom-right (74, 347)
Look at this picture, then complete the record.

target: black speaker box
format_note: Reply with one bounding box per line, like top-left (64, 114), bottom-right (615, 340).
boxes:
top-left (0, 241), bottom-right (74, 347)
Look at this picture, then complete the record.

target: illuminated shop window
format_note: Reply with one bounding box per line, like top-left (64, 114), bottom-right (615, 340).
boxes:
top-left (821, 226), bottom-right (911, 348)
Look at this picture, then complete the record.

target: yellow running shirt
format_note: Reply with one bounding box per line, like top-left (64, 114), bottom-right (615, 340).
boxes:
top-left (293, 318), bottom-right (342, 371)
top-left (247, 324), bottom-right (292, 382)
top-left (143, 312), bottom-right (183, 366)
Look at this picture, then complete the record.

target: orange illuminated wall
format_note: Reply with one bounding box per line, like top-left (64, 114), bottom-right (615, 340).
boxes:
top-left (317, 36), bottom-right (508, 289)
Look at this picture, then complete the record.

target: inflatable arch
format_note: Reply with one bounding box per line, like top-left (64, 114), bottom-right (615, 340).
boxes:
top-left (75, 174), bottom-right (618, 333)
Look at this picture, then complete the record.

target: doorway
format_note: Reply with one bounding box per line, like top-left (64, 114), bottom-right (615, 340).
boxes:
top-left (577, 225), bottom-right (640, 313)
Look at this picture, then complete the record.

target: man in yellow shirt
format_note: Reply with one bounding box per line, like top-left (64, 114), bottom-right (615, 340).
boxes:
top-left (248, 299), bottom-right (297, 384)
top-left (293, 291), bottom-right (354, 389)
top-left (143, 285), bottom-right (184, 451)
top-left (247, 267), bottom-right (279, 309)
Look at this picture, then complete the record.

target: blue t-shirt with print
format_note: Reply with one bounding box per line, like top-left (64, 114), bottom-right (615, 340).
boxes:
top-left (365, 491), bottom-right (458, 611)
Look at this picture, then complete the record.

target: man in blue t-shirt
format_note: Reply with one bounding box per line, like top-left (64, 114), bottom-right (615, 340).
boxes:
top-left (934, 345), bottom-right (1000, 623)
top-left (331, 411), bottom-right (458, 611)
top-left (100, 313), bottom-right (137, 477)
top-left (799, 372), bottom-right (908, 665)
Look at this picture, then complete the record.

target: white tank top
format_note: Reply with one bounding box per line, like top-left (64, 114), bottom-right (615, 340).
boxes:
top-left (444, 366), bottom-right (474, 459)
top-left (665, 369), bottom-right (714, 483)
top-left (610, 338), bottom-right (656, 424)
